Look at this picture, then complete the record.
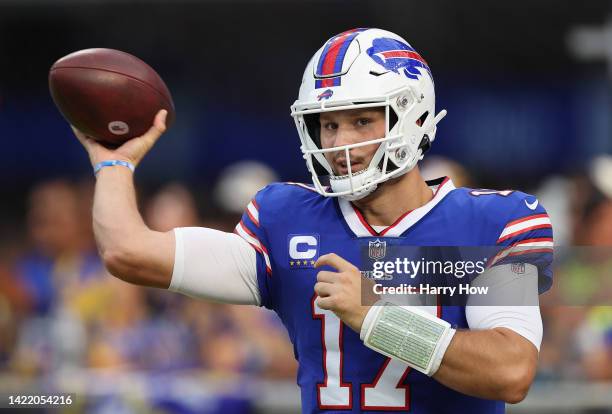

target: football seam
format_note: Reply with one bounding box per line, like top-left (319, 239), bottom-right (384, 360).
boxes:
top-left (50, 66), bottom-right (174, 110)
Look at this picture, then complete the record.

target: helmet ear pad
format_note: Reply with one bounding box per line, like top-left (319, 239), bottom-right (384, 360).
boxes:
top-left (382, 105), bottom-right (434, 173)
top-left (377, 108), bottom-right (400, 172)
top-left (303, 114), bottom-right (330, 177)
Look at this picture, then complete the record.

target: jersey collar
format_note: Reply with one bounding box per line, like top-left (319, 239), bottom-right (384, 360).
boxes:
top-left (337, 176), bottom-right (455, 238)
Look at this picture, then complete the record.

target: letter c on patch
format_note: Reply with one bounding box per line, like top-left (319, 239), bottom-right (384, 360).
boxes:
top-left (289, 235), bottom-right (318, 259)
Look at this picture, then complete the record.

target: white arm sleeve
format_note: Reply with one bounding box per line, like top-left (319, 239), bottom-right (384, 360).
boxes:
top-left (169, 227), bottom-right (260, 305)
top-left (466, 263), bottom-right (543, 351)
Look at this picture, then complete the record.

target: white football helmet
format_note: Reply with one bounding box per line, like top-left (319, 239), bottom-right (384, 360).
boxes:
top-left (291, 28), bottom-right (447, 200)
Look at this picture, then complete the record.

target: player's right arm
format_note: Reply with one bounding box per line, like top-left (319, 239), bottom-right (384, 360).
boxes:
top-left (92, 165), bottom-right (174, 288)
top-left (72, 110), bottom-right (261, 305)
top-left (72, 109), bottom-right (174, 288)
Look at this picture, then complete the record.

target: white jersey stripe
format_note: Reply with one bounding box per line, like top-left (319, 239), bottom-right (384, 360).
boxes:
top-left (489, 239), bottom-right (554, 266)
top-left (338, 197), bottom-right (371, 237)
top-left (498, 216), bottom-right (552, 242)
top-left (246, 201), bottom-right (260, 226)
top-left (235, 221), bottom-right (272, 273)
top-left (513, 240), bottom-right (554, 248)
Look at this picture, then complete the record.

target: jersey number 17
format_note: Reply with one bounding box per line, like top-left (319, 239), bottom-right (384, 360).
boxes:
top-left (312, 295), bottom-right (414, 410)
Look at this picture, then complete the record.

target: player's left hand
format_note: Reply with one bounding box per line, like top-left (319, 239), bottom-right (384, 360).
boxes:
top-left (314, 253), bottom-right (377, 333)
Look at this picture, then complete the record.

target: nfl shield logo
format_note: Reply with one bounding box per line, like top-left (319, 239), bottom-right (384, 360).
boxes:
top-left (511, 262), bottom-right (525, 274)
top-left (368, 239), bottom-right (387, 260)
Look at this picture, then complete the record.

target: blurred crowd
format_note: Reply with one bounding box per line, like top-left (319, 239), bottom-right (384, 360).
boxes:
top-left (0, 163), bottom-right (296, 413)
top-left (0, 157), bottom-right (610, 412)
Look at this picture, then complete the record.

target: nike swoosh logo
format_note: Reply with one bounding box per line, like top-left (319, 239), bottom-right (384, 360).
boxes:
top-left (525, 199), bottom-right (539, 210)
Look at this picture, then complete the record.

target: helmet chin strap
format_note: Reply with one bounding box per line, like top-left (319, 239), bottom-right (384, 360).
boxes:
top-left (330, 167), bottom-right (383, 201)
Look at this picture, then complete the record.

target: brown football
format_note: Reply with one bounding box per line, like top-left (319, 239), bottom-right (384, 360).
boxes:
top-left (49, 48), bottom-right (175, 147)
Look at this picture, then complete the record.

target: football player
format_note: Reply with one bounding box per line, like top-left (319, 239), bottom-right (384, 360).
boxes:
top-left (73, 28), bottom-right (553, 413)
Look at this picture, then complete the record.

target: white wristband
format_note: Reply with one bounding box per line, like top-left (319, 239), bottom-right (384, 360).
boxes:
top-left (361, 301), bottom-right (455, 376)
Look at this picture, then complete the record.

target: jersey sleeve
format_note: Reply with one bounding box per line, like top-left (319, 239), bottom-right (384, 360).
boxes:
top-left (467, 263), bottom-right (543, 350)
top-left (490, 195), bottom-right (554, 293)
top-left (169, 227), bottom-right (260, 305)
top-left (233, 185), bottom-right (275, 309)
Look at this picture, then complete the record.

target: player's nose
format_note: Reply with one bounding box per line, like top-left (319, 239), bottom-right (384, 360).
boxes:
top-left (332, 126), bottom-right (359, 148)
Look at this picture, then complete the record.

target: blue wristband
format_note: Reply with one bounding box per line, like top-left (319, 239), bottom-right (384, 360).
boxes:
top-left (93, 160), bottom-right (136, 175)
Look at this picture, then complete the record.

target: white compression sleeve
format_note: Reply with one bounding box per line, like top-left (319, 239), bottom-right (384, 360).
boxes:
top-left (169, 227), bottom-right (261, 305)
top-left (466, 263), bottom-right (543, 351)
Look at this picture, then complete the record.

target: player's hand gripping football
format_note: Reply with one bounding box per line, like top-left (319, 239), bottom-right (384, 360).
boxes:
top-left (314, 253), bottom-right (379, 333)
top-left (71, 109), bottom-right (167, 168)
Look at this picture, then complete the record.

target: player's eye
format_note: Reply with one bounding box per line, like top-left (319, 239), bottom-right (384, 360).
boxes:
top-left (322, 121), bottom-right (338, 130)
top-left (356, 118), bottom-right (372, 126)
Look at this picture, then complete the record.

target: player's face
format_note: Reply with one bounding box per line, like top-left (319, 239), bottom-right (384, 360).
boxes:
top-left (319, 108), bottom-right (385, 176)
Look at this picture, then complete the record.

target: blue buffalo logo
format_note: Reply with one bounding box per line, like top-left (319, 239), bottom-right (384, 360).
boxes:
top-left (367, 38), bottom-right (433, 81)
top-left (317, 89), bottom-right (334, 101)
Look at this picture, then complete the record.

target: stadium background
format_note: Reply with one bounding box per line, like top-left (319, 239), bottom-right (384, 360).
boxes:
top-left (0, 0), bottom-right (611, 412)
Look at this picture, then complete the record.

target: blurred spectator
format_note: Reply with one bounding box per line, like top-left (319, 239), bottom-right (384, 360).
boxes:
top-left (580, 155), bottom-right (612, 246)
top-left (535, 176), bottom-right (573, 247)
top-left (0, 244), bottom-right (29, 368)
top-left (145, 182), bottom-right (201, 232)
top-left (16, 179), bottom-right (103, 315)
top-left (576, 306), bottom-right (612, 380)
top-left (9, 179), bottom-right (104, 375)
top-left (213, 161), bottom-right (279, 215)
top-left (590, 155), bottom-right (612, 200)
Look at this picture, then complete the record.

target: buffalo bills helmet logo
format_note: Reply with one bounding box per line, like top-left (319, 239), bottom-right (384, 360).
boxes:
top-left (317, 89), bottom-right (334, 101)
top-left (367, 38), bottom-right (433, 81)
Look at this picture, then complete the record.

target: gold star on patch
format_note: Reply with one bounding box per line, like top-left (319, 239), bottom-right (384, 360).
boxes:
top-left (310, 260), bottom-right (315, 265)
top-left (290, 261), bottom-right (294, 266)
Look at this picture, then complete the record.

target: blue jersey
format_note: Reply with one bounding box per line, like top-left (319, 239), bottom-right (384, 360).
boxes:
top-left (235, 177), bottom-right (553, 414)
